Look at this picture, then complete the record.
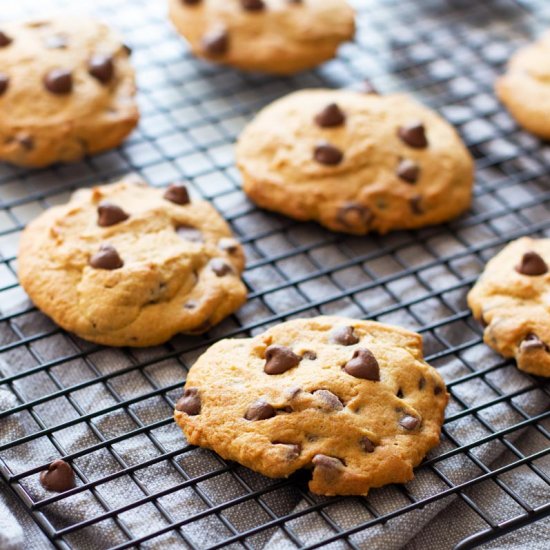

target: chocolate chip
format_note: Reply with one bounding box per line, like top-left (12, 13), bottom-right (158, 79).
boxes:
top-left (164, 182), bottom-right (190, 205)
top-left (264, 345), bottom-right (301, 375)
top-left (182, 0), bottom-right (201, 4)
top-left (315, 103), bottom-right (346, 128)
top-left (313, 389), bottom-right (344, 411)
top-left (241, 0), bottom-right (265, 10)
top-left (314, 142), bottom-right (343, 165)
top-left (18, 134), bottom-right (34, 150)
top-left (44, 34), bottom-right (67, 49)
top-left (89, 244), bottom-right (124, 270)
top-left (245, 398), bottom-right (275, 421)
top-left (43, 68), bottom-right (73, 94)
top-left (0, 74), bottom-right (9, 96)
top-left (209, 258), bottom-right (232, 277)
top-left (302, 350), bottom-right (317, 360)
top-left (330, 326), bottom-right (359, 346)
top-left (0, 31), bottom-right (12, 47)
top-left (410, 196), bottom-right (423, 215)
top-left (312, 454), bottom-right (344, 470)
top-left (88, 55), bottom-right (114, 84)
top-left (397, 159), bottom-right (420, 183)
top-left (184, 301), bottom-right (197, 310)
top-left (97, 202), bottom-right (130, 227)
top-left (176, 226), bottom-right (203, 243)
top-left (39, 460), bottom-right (76, 493)
top-left (396, 388), bottom-right (404, 399)
top-left (337, 203), bottom-right (372, 229)
top-left (343, 348), bottom-right (380, 381)
top-left (175, 388), bottom-right (201, 415)
top-left (418, 377), bottom-right (426, 390)
top-left (202, 28), bottom-right (229, 56)
top-left (273, 442), bottom-right (301, 460)
top-left (399, 415), bottom-right (420, 430)
top-left (398, 121), bottom-right (428, 148)
top-left (218, 237), bottom-right (239, 254)
top-left (515, 251), bottom-right (548, 276)
top-left (434, 385), bottom-right (443, 396)
top-left (520, 333), bottom-right (546, 352)
top-left (361, 80), bottom-right (378, 94)
top-left (360, 436), bottom-right (375, 453)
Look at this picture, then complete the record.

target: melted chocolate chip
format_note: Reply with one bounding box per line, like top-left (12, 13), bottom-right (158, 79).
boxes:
top-left (399, 415), bottom-right (420, 430)
top-left (218, 238), bottom-right (239, 254)
top-left (0, 31), bottom-right (12, 47)
top-left (418, 376), bottom-right (426, 390)
top-left (314, 142), bottom-right (344, 165)
top-left (264, 345), bottom-right (301, 374)
top-left (520, 333), bottom-right (546, 352)
top-left (396, 388), bottom-right (404, 399)
top-left (273, 442), bottom-right (301, 460)
top-left (343, 348), bottom-right (380, 381)
top-left (312, 454), bottom-right (344, 470)
top-left (89, 244), bottom-right (124, 270)
top-left (302, 350), bottom-right (317, 360)
top-left (241, 0), bottom-right (265, 10)
top-left (97, 202), bottom-right (130, 227)
top-left (202, 27), bottom-right (229, 56)
top-left (175, 388), bottom-right (201, 415)
top-left (245, 399), bottom-right (275, 421)
top-left (313, 389), bottom-right (344, 411)
top-left (44, 34), bottom-right (67, 49)
top-left (515, 251), bottom-right (548, 276)
top-left (315, 103), bottom-right (345, 128)
top-left (337, 202), bottom-right (372, 230)
top-left (330, 326), bottom-right (359, 346)
top-left (397, 159), bottom-right (420, 183)
top-left (88, 55), bottom-right (114, 84)
top-left (434, 385), bottom-right (443, 396)
top-left (164, 182), bottom-right (190, 205)
top-left (18, 134), bottom-right (34, 150)
top-left (176, 226), bottom-right (203, 243)
top-left (40, 460), bottom-right (76, 493)
top-left (209, 258), bottom-right (232, 277)
top-left (360, 436), bottom-right (375, 453)
top-left (43, 68), bottom-right (73, 94)
top-left (0, 74), bottom-right (9, 96)
top-left (398, 121), bottom-right (428, 148)
top-left (410, 196), bottom-right (423, 215)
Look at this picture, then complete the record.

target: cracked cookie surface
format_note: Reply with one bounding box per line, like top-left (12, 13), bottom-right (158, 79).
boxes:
top-left (0, 16), bottom-right (138, 167)
top-left (237, 89), bottom-right (474, 235)
top-left (168, 0), bottom-right (355, 75)
top-left (18, 179), bottom-right (247, 347)
top-left (174, 316), bottom-right (448, 496)
top-left (468, 237), bottom-right (550, 377)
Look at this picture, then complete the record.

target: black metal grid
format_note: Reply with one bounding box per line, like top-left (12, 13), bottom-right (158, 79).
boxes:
top-left (1, 0), bottom-right (549, 548)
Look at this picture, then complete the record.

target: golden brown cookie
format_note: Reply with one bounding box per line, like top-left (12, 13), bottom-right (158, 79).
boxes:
top-left (236, 89), bottom-right (474, 235)
top-left (18, 178), bottom-right (247, 347)
top-left (496, 32), bottom-right (550, 139)
top-left (0, 17), bottom-right (138, 167)
top-left (468, 237), bottom-right (550, 377)
top-left (174, 316), bottom-right (448, 496)
top-left (168, 0), bottom-right (355, 75)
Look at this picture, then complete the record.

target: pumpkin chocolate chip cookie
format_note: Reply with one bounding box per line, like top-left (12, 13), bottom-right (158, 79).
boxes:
top-left (468, 237), bottom-right (550, 377)
top-left (0, 16), bottom-right (138, 167)
top-left (175, 316), bottom-right (448, 496)
top-left (18, 178), bottom-right (247, 347)
top-left (236, 89), bottom-right (474, 235)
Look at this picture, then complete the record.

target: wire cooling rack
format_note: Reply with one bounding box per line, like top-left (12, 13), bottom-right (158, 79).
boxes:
top-left (1, 0), bottom-right (550, 548)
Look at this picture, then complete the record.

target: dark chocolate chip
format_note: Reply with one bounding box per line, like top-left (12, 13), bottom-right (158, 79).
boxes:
top-left (0, 74), bottom-right (9, 96)
top-left (44, 34), bottom-right (67, 49)
top-left (175, 388), bottom-right (201, 415)
top-left (434, 385), bottom-right (443, 396)
top-left (97, 202), bottom-right (130, 227)
top-left (343, 348), bottom-right (380, 381)
top-left (39, 460), bottom-right (76, 493)
top-left (315, 103), bottom-right (345, 128)
top-left (202, 27), bottom-right (229, 56)
top-left (314, 141), bottom-right (343, 165)
top-left (88, 55), bottom-right (114, 84)
top-left (399, 415), bottom-right (420, 430)
top-left (360, 436), bottom-right (375, 453)
top-left (245, 398), bottom-right (275, 421)
top-left (241, 0), bottom-right (265, 10)
top-left (209, 258), bottom-right (233, 277)
top-left (520, 333), bottom-right (546, 352)
top-left (330, 325), bottom-right (359, 346)
top-left (398, 121), bottom-right (428, 148)
top-left (312, 454), bottom-right (344, 470)
top-left (89, 244), bottom-right (124, 270)
top-left (410, 195), bottom-right (424, 215)
top-left (43, 68), bottom-right (73, 94)
top-left (313, 389), bottom-right (344, 411)
top-left (302, 350), bottom-right (317, 360)
top-left (273, 442), bottom-right (301, 460)
top-left (361, 80), bottom-right (378, 94)
top-left (515, 251), bottom-right (548, 276)
top-left (0, 31), bottom-right (12, 47)
top-left (164, 182), bottom-right (190, 205)
top-left (264, 345), bottom-right (301, 374)
top-left (176, 225), bottom-right (203, 243)
top-left (418, 376), bottom-right (426, 390)
top-left (337, 202), bottom-right (372, 229)
top-left (218, 237), bottom-right (239, 254)
top-left (397, 159), bottom-right (420, 183)
top-left (396, 388), bottom-right (404, 399)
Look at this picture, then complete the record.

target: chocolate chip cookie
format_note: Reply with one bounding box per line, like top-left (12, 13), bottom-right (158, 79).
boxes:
top-left (237, 89), bottom-right (474, 235)
top-left (18, 179), bottom-right (247, 347)
top-left (168, 0), bottom-right (355, 75)
top-left (468, 237), bottom-right (550, 377)
top-left (496, 32), bottom-right (550, 139)
top-left (174, 316), bottom-right (448, 496)
top-left (0, 17), bottom-right (138, 167)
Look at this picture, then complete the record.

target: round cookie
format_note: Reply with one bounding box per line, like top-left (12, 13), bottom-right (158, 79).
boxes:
top-left (236, 89), bottom-right (474, 235)
top-left (175, 316), bottom-right (448, 496)
top-left (468, 237), bottom-right (550, 377)
top-left (496, 32), bottom-right (550, 139)
top-left (168, 0), bottom-right (355, 75)
top-left (0, 17), bottom-right (138, 167)
top-left (18, 179), bottom-right (247, 347)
